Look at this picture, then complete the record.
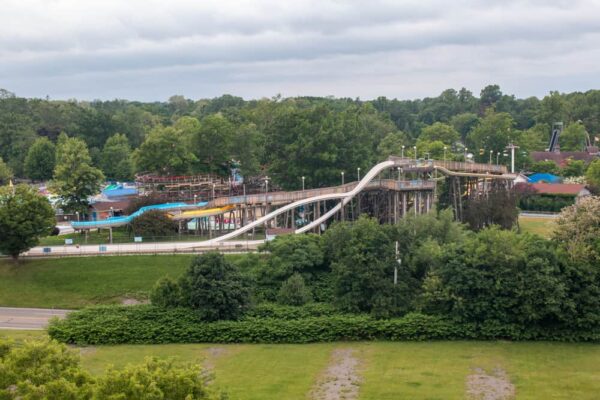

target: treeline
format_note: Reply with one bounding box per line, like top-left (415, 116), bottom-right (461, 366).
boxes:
top-left (50, 198), bottom-right (600, 344)
top-left (1, 86), bottom-right (600, 190)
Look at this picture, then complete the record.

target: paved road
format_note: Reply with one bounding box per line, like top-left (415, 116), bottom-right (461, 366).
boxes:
top-left (21, 240), bottom-right (265, 258)
top-left (0, 307), bottom-right (70, 330)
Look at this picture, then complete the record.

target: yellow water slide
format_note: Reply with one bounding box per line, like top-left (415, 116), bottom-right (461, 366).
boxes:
top-left (171, 205), bottom-right (235, 220)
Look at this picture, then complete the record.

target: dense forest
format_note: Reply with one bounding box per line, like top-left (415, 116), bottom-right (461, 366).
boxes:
top-left (1, 85), bottom-right (599, 190)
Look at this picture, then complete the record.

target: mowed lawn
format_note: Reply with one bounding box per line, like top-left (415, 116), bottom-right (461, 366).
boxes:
top-left (1, 330), bottom-right (599, 400)
top-left (0, 255), bottom-right (195, 308)
top-left (519, 215), bottom-right (556, 238)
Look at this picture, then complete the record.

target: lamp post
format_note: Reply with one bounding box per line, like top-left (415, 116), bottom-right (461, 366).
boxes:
top-left (413, 146), bottom-right (417, 162)
top-left (193, 194), bottom-right (197, 205)
top-left (341, 171), bottom-right (345, 185)
top-left (443, 146), bottom-right (447, 162)
top-left (110, 207), bottom-right (114, 217)
top-left (496, 151), bottom-right (500, 164)
top-left (397, 166), bottom-right (401, 180)
top-left (489, 149), bottom-right (493, 164)
top-left (357, 167), bottom-right (361, 181)
top-left (212, 183), bottom-right (215, 200)
top-left (464, 147), bottom-right (468, 161)
top-left (401, 145), bottom-right (405, 158)
top-left (264, 177), bottom-right (269, 194)
top-left (75, 211), bottom-right (80, 222)
top-left (301, 176), bottom-right (305, 191)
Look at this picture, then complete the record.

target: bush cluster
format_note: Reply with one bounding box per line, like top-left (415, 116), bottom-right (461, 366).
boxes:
top-left (48, 305), bottom-right (599, 345)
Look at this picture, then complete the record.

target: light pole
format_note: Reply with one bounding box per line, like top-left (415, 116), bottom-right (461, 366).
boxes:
top-left (397, 166), bottom-right (401, 180)
top-left (193, 194), bottom-right (197, 205)
top-left (496, 151), bottom-right (500, 164)
top-left (110, 207), bottom-right (114, 217)
top-left (464, 147), bottom-right (468, 161)
top-left (341, 171), bottom-right (345, 185)
top-left (212, 183), bottom-right (215, 200)
top-left (489, 149), bottom-right (493, 164)
top-left (401, 145), bottom-right (405, 158)
top-left (357, 167), bottom-right (361, 181)
top-left (75, 211), bottom-right (80, 222)
top-left (301, 176), bottom-right (305, 191)
top-left (443, 146), bottom-right (447, 162)
top-left (413, 146), bottom-right (417, 162)
top-left (264, 177), bottom-right (269, 194)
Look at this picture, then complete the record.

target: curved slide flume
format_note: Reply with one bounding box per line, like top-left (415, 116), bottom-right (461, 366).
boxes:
top-left (71, 201), bottom-right (208, 230)
top-left (200, 160), bottom-right (399, 244)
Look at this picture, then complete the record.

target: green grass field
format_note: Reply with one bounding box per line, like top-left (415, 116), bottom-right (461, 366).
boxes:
top-left (0, 255), bottom-right (195, 308)
top-left (2, 330), bottom-right (598, 399)
top-left (518, 216), bottom-right (556, 238)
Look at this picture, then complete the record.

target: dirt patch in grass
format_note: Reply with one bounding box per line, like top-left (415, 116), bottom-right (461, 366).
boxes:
top-left (202, 346), bottom-right (228, 383)
top-left (466, 367), bottom-right (515, 400)
top-left (120, 297), bottom-right (148, 306)
top-left (311, 348), bottom-right (361, 400)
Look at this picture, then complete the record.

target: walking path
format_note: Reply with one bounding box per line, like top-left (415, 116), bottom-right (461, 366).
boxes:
top-left (0, 307), bottom-right (70, 330)
top-left (20, 240), bottom-right (264, 258)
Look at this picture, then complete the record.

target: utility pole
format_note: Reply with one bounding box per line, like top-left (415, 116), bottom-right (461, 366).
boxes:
top-left (394, 241), bottom-right (401, 285)
top-left (506, 143), bottom-right (519, 173)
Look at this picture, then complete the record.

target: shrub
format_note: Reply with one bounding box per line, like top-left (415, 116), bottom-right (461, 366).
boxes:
top-left (48, 306), bottom-right (600, 345)
top-left (179, 252), bottom-right (251, 321)
top-left (150, 277), bottom-right (182, 308)
top-left (276, 273), bottom-right (312, 306)
top-left (130, 210), bottom-right (177, 237)
top-left (0, 338), bottom-right (225, 399)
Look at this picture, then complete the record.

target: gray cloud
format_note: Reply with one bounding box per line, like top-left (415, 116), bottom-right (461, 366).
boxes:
top-left (1, 0), bottom-right (599, 100)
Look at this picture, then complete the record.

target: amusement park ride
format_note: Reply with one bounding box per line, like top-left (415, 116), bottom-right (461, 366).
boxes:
top-left (70, 157), bottom-right (515, 245)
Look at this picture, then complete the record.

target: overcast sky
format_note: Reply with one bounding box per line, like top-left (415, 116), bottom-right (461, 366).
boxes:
top-left (1, 0), bottom-right (599, 101)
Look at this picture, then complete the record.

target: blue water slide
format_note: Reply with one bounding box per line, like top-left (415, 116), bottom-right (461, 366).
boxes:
top-left (71, 201), bottom-right (208, 229)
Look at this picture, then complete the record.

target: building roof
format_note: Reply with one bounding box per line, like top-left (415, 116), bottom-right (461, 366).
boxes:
top-left (530, 183), bottom-right (589, 196)
top-left (528, 173), bottom-right (561, 183)
top-left (89, 200), bottom-right (131, 212)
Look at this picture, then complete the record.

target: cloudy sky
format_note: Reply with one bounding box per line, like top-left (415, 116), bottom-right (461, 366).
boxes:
top-left (1, 0), bottom-right (599, 101)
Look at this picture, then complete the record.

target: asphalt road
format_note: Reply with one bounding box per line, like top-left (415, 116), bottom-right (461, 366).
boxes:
top-left (0, 307), bottom-right (70, 330)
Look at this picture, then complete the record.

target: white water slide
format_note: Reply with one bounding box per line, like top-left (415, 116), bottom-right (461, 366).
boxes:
top-left (193, 158), bottom-right (514, 246)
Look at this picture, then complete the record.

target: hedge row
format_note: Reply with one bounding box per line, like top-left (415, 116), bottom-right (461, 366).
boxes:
top-left (47, 306), bottom-right (600, 345)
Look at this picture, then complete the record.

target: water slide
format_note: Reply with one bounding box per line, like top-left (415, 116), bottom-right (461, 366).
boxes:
top-left (171, 205), bottom-right (235, 220)
top-left (194, 158), bottom-right (515, 245)
top-left (71, 202), bottom-right (208, 230)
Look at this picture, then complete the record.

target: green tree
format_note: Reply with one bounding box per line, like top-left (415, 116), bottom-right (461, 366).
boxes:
top-left (377, 131), bottom-right (408, 159)
top-left (277, 272), bottom-right (313, 306)
top-left (561, 159), bottom-right (586, 177)
top-left (560, 122), bottom-right (588, 151)
top-left (423, 227), bottom-right (567, 327)
top-left (24, 136), bottom-right (56, 181)
top-left (530, 160), bottom-right (560, 175)
top-left (0, 110), bottom-right (37, 176)
top-left (586, 159), bottom-right (600, 190)
top-left (101, 133), bottom-right (133, 181)
top-left (554, 196), bottom-right (600, 265)
top-left (0, 184), bottom-right (55, 259)
top-left (130, 210), bottom-right (177, 237)
top-left (467, 110), bottom-right (515, 163)
top-left (179, 252), bottom-right (251, 321)
top-left (414, 139), bottom-right (447, 160)
top-left (133, 126), bottom-right (196, 175)
top-left (95, 358), bottom-right (222, 400)
top-left (479, 84), bottom-right (503, 111)
top-left (50, 136), bottom-right (104, 214)
top-left (450, 112), bottom-right (480, 142)
top-left (192, 114), bottom-right (235, 174)
top-left (150, 277), bottom-right (182, 308)
top-left (324, 216), bottom-right (414, 317)
top-left (0, 157), bottom-right (13, 184)
top-left (419, 122), bottom-right (459, 145)
top-left (0, 338), bottom-right (93, 399)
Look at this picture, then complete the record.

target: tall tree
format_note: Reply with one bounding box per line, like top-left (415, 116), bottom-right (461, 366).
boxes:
top-left (133, 126), bottom-right (196, 175)
top-left (559, 122), bottom-right (588, 151)
top-left (0, 157), bottom-right (12, 184)
top-left (101, 133), bottom-right (133, 181)
top-left (192, 114), bottom-right (234, 174)
top-left (419, 122), bottom-right (459, 145)
top-left (467, 110), bottom-right (516, 163)
top-left (0, 184), bottom-right (55, 259)
top-left (24, 137), bottom-right (56, 181)
top-left (377, 131), bottom-right (408, 159)
top-left (324, 216), bottom-right (414, 317)
top-left (50, 136), bottom-right (104, 214)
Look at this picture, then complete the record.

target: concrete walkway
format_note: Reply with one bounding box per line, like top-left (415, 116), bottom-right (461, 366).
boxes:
top-left (21, 239), bottom-right (264, 258)
top-left (0, 307), bottom-right (71, 330)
